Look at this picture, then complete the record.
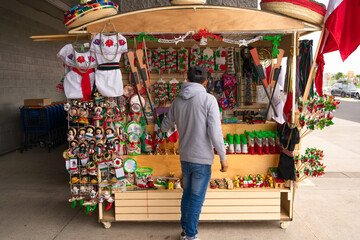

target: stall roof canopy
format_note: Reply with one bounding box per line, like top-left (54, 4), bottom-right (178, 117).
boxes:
top-left (31, 5), bottom-right (321, 42)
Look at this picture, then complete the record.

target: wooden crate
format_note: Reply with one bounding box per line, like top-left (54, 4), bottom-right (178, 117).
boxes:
top-left (114, 189), bottom-right (281, 221)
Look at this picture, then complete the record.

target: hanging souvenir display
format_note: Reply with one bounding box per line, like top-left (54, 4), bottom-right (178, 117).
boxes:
top-left (154, 79), bottom-right (169, 107)
top-left (165, 47), bottom-right (177, 74)
top-left (226, 47), bottom-right (235, 74)
top-left (152, 47), bottom-right (166, 74)
top-left (57, 43), bottom-right (97, 99)
top-left (90, 32), bottom-right (128, 97)
top-left (215, 47), bottom-right (227, 71)
top-left (202, 47), bottom-right (215, 73)
top-left (190, 44), bottom-right (202, 67)
top-left (177, 47), bottom-right (189, 72)
top-left (168, 78), bottom-right (181, 102)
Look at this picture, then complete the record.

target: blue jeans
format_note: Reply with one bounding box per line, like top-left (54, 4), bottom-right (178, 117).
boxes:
top-left (181, 161), bottom-right (212, 239)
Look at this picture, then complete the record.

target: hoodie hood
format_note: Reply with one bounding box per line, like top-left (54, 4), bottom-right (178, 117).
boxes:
top-left (179, 82), bottom-right (206, 100)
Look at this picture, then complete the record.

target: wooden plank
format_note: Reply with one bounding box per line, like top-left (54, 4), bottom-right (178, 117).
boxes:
top-left (116, 213), bottom-right (180, 221)
top-left (115, 189), bottom-right (280, 200)
top-left (115, 198), bottom-right (279, 207)
top-left (199, 213), bottom-right (280, 220)
top-left (115, 205), bottom-right (280, 214)
top-left (115, 199), bottom-right (181, 207)
top-left (84, 6), bottom-right (306, 34)
top-left (115, 191), bottom-right (182, 200)
top-left (205, 191), bottom-right (280, 199)
top-left (115, 213), bottom-right (280, 221)
top-left (204, 198), bottom-right (280, 206)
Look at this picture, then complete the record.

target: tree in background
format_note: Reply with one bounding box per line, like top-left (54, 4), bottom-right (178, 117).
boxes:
top-left (335, 72), bottom-right (345, 80)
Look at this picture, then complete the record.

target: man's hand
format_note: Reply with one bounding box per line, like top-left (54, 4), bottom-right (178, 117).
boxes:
top-left (220, 160), bottom-right (228, 172)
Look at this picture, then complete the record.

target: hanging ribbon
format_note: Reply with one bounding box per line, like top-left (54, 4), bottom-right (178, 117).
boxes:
top-left (73, 68), bottom-right (94, 100)
top-left (263, 35), bottom-right (283, 58)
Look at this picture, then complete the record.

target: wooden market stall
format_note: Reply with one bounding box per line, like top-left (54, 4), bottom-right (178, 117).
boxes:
top-left (32, 4), bottom-right (321, 229)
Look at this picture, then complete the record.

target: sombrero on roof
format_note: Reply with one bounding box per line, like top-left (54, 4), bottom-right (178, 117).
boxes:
top-left (260, 0), bottom-right (326, 26)
top-left (64, 0), bottom-right (118, 30)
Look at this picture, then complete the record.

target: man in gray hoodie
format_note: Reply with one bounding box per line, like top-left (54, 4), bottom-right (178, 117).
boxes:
top-left (161, 66), bottom-right (228, 240)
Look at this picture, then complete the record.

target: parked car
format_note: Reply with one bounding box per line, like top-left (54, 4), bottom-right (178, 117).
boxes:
top-left (330, 82), bottom-right (357, 98)
top-left (355, 88), bottom-right (360, 99)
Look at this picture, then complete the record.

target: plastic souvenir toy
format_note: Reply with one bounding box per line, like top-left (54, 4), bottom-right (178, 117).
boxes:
top-left (240, 176), bottom-right (244, 187)
top-left (215, 178), bottom-right (225, 189)
top-left (269, 176), bottom-right (274, 188)
top-left (243, 176), bottom-right (248, 188)
top-left (175, 178), bottom-right (182, 189)
top-left (234, 176), bottom-right (240, 188)
top-left (210, 179), bottom-right (217, 189)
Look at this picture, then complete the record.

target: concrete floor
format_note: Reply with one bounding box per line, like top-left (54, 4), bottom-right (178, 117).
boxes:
top-left (1, 99), bottom-right (359, 240)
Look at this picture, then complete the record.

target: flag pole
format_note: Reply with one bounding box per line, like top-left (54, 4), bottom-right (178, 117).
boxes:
top-left (302, 26), bottom-right (325, 105)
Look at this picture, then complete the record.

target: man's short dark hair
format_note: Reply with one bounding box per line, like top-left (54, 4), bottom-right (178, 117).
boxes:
top-left (187, 66), bottom-right (207, 84)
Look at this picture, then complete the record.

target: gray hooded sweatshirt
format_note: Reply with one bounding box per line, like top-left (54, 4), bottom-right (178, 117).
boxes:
top-left (161, 82), bottom-right (226, 165)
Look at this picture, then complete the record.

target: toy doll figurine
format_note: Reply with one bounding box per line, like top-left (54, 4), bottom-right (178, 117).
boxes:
top-left (88, 139), bottom-right (96, 155)
top-left (78, 141), bottom-right (89, 167)
top-left (93, 106), bottom-right (103, 127)
top-left (78, 107), bottom-right (89, 124)
top-left (234, 176), bottom-right (240, 188)
top-left (101, 190), bottom-right (115, 211)
top-left (265, 175), bottom-right (270, 187)
top-left (240, 176), bottom-right (244, 188)
top-left (83, 188), bottom-right (98, 215)
top-left (67, 128), bottom-right (77, 142)
top-left (95, 140), bottom-right (105, 157)
top-left (69, 140), bottom-right (79, 152)
top-left (269, 176), bottom-right (274, 188)
top-left (105, 127), bottom-right (116, 143)
top-left (243, 176), bottom-right (248, 188)
top-left (85, 125), bottom-right (95, 141)
top-left (69, 106), bottom-right (78, 123)
top-left (77, 128), bottom-right (86, 141)
top-left (95, 127), bottom-right (104, 141)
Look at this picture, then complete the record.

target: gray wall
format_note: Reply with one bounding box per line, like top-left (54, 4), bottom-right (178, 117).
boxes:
top-left (0, 2), bottom-right (66, 154)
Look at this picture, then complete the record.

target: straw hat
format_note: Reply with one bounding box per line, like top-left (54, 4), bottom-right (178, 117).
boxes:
top-left (260, 0), bottom-right (326, 26)
top-left (64, 1), bottom-right (118, 29)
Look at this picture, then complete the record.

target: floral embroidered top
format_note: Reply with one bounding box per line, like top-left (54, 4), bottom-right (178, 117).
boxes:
top-left (90, 33), bottom-right (128, 64)
top-left (57, 44), bottom-right (98, 69)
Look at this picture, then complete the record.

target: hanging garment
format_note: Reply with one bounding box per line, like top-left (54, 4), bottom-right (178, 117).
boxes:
top-left (57, 44), bottom-right (97, 99)
top-left (277, 123), bottom-right (300, 181)
top-left (90, 33), bottom-right (128, 97)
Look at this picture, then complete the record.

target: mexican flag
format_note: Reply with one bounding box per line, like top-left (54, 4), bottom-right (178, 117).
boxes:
top-left (315, 0), bottom-right (360, 95)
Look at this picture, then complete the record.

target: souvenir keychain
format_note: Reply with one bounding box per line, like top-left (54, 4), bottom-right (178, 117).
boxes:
top-left (202, 47), bottom-right (215, 73)
top-left (154, 79), bottom-right (169, 107)
top-left (178, 47), bottom-right (189, 72)
top-left (168, 78), bottom-right (181, 102)
top-left (95, 127), bottom-right (104, 141)
top-left (215, 47), bottom-right (227, 71)
top-left (190, 44), bottom-right (202, 67)
top-left (153, 47), bottom-right (166, 74)
top-left (85, 125), bottom-right (95, 141)
top-left (165, 47), bottom-right (177, 74)
top-left (226, 47), bottom-right (235, 74)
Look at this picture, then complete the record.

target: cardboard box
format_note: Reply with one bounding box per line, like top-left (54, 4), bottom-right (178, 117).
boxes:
top-left (24, 98), bottom-right (52, 107)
